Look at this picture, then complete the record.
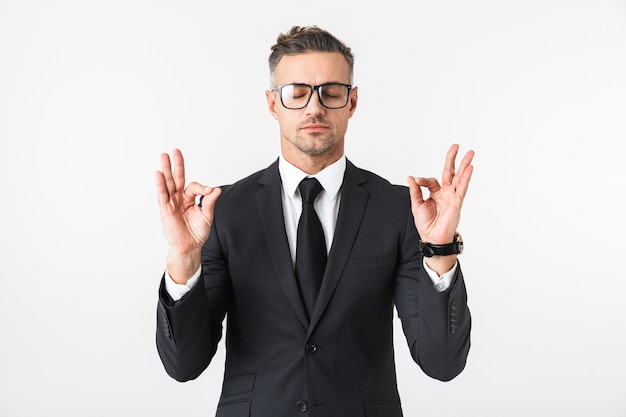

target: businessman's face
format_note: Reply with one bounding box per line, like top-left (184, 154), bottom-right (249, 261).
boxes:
top-left (266, 51), bottom-right (358, 168)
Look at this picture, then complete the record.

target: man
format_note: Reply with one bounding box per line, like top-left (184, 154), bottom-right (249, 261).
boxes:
top-left (155, 25), bottom-right (474, 417)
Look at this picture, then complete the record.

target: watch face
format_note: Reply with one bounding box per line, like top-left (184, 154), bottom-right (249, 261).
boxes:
top-left (455, 232), bottom-right (463, 254)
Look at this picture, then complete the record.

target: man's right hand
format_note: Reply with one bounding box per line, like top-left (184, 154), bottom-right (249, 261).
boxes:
top-left (155, 149), bottom-right (221, 284)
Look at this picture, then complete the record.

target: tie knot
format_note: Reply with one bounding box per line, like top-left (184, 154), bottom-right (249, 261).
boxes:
top-left (299, 177), bottom-right (323, 205)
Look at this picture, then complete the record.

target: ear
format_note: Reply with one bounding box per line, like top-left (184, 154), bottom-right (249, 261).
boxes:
top-left (347, 86), bottom-right (358, 118)
top-left (266, 90), bottom-right (280, 120)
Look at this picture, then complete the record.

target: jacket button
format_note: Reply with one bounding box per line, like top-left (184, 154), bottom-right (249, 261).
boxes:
top-left (306, 343), bottom-right (317, 353)
top-left (296, 400), bottom-right (308, 412)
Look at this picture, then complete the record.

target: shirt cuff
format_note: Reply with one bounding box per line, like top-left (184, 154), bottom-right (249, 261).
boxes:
top-left (423, 259), bottom-right (457, 292)
top-left (164, 266), bottom-right (202, 301)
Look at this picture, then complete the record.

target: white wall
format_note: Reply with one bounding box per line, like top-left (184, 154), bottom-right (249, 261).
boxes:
top-left (1, 1), bottom-right (625, 416)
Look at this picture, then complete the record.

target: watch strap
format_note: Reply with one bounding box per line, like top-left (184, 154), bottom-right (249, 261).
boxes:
top-left (419, 232), bottom-right (463, 257)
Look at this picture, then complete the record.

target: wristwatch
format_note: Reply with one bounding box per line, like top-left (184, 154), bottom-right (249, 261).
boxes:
top-left (419, 232), bottom-right (463, 257)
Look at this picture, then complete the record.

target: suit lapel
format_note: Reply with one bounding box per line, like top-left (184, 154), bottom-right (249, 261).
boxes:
top-left (308, 161), bottom-right (368, 336)
top-left (256, 161), bottom-right (310, 330)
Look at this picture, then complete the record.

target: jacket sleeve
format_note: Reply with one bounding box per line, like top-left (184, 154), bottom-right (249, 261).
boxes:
top-left (155, 221), bottom-right (232, 382)
top-left (393, 210), bottom-right (471, 382)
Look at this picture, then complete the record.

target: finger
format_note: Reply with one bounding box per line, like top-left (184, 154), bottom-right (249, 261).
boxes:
top-left (155, 170), bottom-right (169, 208)
top-left (454, 150), bottom-right (475, 179)
top-left (451, 150), bottom-right (475, 191)
top-left (199, 187), bottom-right (222, 218)
top-left (455, 163), bottom-right (474, 199)
top-left (442, 144), bottom-right (459, 186)
top-left (172, 148), bottom-right (186, 193)
top-left (160, 152), bottom-right (177, 197)
top-left (407, 176), bottom-right (424, 206)
top-left (183, 181), bottom-right (212, 204)
top-left (413, 176), bottom-right (441, 193)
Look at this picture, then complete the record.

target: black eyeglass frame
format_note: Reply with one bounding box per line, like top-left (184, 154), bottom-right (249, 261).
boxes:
top-left (271, 83), bottom-right (353, 110)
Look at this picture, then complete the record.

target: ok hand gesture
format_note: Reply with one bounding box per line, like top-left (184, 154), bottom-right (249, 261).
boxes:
top-left (407, 144), bottom-right (474, 273)
top-left (155, 149), bottom-right (221, 283)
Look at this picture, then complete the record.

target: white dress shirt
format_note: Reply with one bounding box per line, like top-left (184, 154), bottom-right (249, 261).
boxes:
top-left (165, 155), bottom-right (456, 301)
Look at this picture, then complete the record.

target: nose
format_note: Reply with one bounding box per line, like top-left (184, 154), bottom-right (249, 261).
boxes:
top-left (305, 89), bottom-right (326, 116)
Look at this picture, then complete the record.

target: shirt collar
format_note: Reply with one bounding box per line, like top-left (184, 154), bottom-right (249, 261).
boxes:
top-left (279, 155), bottom-right (346, 200)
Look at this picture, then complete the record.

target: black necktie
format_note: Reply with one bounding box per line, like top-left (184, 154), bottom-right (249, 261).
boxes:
top-left (295, 177), bottom-right (327, 318)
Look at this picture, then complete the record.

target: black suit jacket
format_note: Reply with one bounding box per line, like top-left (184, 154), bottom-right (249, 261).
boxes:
top-left (156, 159), bottom-right (471, 417)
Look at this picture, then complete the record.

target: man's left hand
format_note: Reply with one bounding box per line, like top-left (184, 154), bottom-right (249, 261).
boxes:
top-left (407, 143), bottom-right (474, 248)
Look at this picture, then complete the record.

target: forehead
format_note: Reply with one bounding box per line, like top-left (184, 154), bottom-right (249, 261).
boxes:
top-left (274, 51), bottom-right (351, 85)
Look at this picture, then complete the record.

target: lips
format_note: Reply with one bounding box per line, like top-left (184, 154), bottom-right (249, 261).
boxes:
top-left (301, 124), bottom-right (328, 132)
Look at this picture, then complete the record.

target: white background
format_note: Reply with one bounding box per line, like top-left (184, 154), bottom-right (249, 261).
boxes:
top-left (1, 0), bottom-right (625, 416)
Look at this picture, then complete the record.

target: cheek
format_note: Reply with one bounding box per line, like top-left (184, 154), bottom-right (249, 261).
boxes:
top-left (334, 116), bottom-right (350, 135)
top-left (276, 113), bottom-right (298, 134)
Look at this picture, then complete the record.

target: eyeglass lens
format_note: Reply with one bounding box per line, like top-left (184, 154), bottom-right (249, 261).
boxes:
top-left (280, 84), bottom-right (349, 109)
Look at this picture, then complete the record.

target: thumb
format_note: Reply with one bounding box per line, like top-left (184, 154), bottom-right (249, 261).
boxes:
top-left (198, 187), bottom-right (222, 213)
top-left (407, 176), bottom-right (424, 206)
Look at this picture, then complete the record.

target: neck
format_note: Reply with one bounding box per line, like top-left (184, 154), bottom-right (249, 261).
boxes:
top-left (280, 140), bottom-right (344, 175)
top-left (282, 152), bottom-right (342, 175)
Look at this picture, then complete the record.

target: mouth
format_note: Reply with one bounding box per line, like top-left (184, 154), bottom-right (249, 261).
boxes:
top-left (300, 123), bottom-right (329, 133)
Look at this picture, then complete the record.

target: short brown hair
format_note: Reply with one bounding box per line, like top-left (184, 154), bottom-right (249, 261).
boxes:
top-left (268, 26), bottom-right (354, 85)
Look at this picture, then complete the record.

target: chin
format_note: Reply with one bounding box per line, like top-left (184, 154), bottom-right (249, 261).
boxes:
top-left (301, 144), bottom-right (335, 157)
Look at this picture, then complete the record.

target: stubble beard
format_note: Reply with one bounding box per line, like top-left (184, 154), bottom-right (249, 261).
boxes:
top-left (289, 131), bottom-right (338, 157)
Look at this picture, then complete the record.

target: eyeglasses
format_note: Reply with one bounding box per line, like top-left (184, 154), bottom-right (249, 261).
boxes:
top-left (272, 83), bottom-right (352, 110)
